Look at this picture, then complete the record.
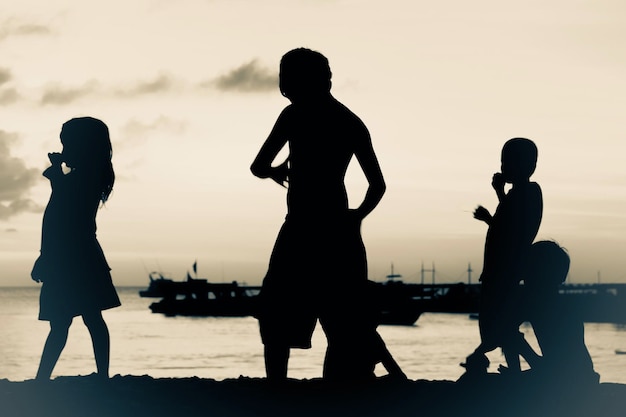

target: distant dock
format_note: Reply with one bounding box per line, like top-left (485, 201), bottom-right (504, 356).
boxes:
top-left (140, 269), bottom-right (626, 324)
top-left (382, 281), bottom-right (626, 323)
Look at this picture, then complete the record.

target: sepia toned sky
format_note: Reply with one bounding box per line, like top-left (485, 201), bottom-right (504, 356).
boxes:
top-left (1, 0), bottom-right (626, 286)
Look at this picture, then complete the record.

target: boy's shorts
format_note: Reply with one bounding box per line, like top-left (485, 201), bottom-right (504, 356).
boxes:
top-left (256, 215), bottom-right (367, 349)
top-left (257, 278), bottom-right (318, 348)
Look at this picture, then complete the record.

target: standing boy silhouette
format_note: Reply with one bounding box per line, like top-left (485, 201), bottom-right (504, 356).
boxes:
top-left (251, 47), bottom-right (391, 381)
top-left (463, 138), bottom-right (542, 374)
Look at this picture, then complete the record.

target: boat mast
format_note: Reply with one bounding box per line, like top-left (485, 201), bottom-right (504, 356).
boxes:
top-left (421, 262), bottom-right (435, 285)
top-left (386, 263), bottom-right (402, 281)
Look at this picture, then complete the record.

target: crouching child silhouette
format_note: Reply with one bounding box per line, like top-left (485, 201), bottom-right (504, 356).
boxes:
top-left (523, 240), bottom-right (599, 385)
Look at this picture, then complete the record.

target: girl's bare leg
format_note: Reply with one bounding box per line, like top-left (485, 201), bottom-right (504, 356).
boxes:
top-left (82, 311), bottom-right (110, 378)
top-left (36, 317), bottom-right (73, 380)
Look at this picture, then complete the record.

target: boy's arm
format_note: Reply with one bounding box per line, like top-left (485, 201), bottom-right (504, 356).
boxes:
top-left (351, 126), bottom-right (386, 221)
top-left (472, 173), bottom-right (505, 224)
top-left (492, 172), bottom-right (506, 202)
top-left (250, 109), bottom-right (290, 187)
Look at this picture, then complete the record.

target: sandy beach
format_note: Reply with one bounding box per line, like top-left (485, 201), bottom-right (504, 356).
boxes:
top-left (1, 375), bottom-right (624, 417)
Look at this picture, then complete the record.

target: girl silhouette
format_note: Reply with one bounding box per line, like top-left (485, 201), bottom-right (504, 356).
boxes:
top-left (32, 117), bottom-right (121, 380)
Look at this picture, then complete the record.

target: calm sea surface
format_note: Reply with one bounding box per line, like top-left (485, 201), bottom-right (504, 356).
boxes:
top-left (1, 286), bottom-right (625, 383)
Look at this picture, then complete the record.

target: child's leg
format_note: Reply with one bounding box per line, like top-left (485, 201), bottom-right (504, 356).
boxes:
top-left (264, 345), bottom-right (290, 380)
top-left (502, 348), bottom-right (521, 372)
top-left (517, 337), bottom-right (541, 369)
top-left (82, 311), bottom-right (110, 378)
top-left (321, 313), bottom-right (374, 381)
top-left (36, 317), bottom-right (73, 380)
top-left (502, 332), bottom-right (540, 373)
top-left (375, 332), bottom-right (406, 379)
top-left (379, 349), bottom-right (403, 376)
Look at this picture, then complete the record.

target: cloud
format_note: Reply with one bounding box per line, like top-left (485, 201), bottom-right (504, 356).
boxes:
top-left (40, 80), bottom-right (100, 105)
top-left (0, 19), bottom-right (52, 42)
top-left (39, 75), bottom-right (178, 105)
top-left (117, 74), bottom-right (177, 97)
top-left (114, 116), bottom-right (188, 157)
top-left (0, 88), bottom-right (19, 105)
top-left (0, 131), bottom-right (41, 220)
top-left (112, 116), bottom-right (189, 181)
top-left (211, 60), bottom-right (278, 93)
top-left (120, 116), bottom-right (187, 139)
top-left (0, 68), bottom-right (11, 86)
top-left (0, 68), bottom-right (19, 105)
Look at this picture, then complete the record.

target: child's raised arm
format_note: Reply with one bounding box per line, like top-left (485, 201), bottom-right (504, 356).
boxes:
top-left (492, 172), bottom-right (506, 202)
top-left (43, 152), bottom-right (65, 181)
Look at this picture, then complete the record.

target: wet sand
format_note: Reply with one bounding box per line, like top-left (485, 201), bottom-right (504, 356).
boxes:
top-left (1, 374), bottom-right (624, 417)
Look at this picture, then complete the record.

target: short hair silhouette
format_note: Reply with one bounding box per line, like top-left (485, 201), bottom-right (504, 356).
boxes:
top-left (527, 240), bottom-right (570, 286)
top-left (252, 46), bottom-right (391, 381)
top-left (501, 137), bottom-right (538, 182)
top-left (279, 48), bottom-right (332, 100)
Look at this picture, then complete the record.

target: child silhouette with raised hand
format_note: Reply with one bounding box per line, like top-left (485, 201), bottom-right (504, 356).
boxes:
top-left (251, 48), bottom-right (390, 381)
top-left (462, 138), bottom-right (542, 375)
top-left (32, 117), bottom-right (120, 380)
top-left (524, 241), bottom-right (599, 385)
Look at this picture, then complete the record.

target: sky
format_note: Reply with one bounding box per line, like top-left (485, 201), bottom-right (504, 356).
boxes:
top-left (1, 0), bottom-right (626, 286)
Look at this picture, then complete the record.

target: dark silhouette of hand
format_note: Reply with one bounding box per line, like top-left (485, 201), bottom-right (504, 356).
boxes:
top-left (48, 152), bottom-right (64, 166)
top-left (473, 205), bottom-right (491, 223)
top-left (347, 208), bottom-right (365, 225)
top-left (491, 172), bottom-right (505, 193)
top-left (269, 160), bottom-right (289, 188)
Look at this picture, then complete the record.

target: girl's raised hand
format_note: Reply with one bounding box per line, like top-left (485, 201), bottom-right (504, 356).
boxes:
top-left (48, 152), bottom-right (64, 166)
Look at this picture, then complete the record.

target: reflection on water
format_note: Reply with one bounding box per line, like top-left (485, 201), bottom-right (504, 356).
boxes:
top-left (1, 287), bottom-right (625, 382)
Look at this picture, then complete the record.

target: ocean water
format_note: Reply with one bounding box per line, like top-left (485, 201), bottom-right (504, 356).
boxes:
top-left (1, 287), bottom-right (625, 383)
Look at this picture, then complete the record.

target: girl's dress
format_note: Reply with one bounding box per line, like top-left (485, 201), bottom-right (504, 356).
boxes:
top-left (33, 164), bottom-right (120, 321)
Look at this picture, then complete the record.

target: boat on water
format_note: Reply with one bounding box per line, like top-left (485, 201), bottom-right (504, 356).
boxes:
top-left (139, 263), bottom-right (423, 325)
top-left (140, 262), bottom-right (626, 324)
top-left (148, 278), bottom-right (261, 317)
top-left (370, 266), bottom-right (424, 325)
top-left (139, 272), bottom-right (175, 297)
top-left (139, 266), bottom-right (261, 317)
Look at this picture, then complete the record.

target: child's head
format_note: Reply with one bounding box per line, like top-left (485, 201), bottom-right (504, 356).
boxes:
top-left (279, 48), bottom-right (332, 103)
top-left (60, 117), bottom-right (115, 203)
top-left (500, 137), bottom-right (538, 183)
top-left (525, 240), bottom-right (570, 292)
